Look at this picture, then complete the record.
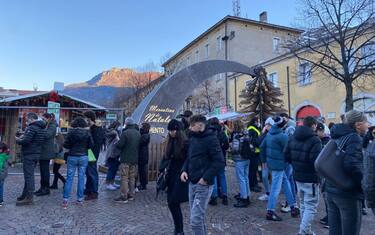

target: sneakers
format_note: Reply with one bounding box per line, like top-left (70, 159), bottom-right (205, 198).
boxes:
top-left (320, 216), bottom-right (329, 229)
top-left (114, 196), bottom-right (129, 204)
top-left (113, 183), bottom-right (120, 189)
top-left (209, 197), bottom-right (218, 206)
top-left (258, 194), bottom-right (269, 201)
top-left (128, 196), bottom-right (135, 201)
top-left (49, 184), bottom-right (58, 190)
top-left (291, 206), bottom-right (300, 218)
top-left (62, 200), bottom-right (68, 209)
top-left (234, 194), bottom-right (241, 200)
top-left (35, 188), bottom-right (50, 197)
top-left (280, 204), bottom-right (291, 213)
top-left (233, 198), bottom-right (249, 208)
top-left (0, 201), bottom-right (3, 207)
top-left (266, 211), bottom-right (282, 221)
top-left (222, 196), bottom-right (228, 206)
top-left (106, 184), bottom-right (117, 191)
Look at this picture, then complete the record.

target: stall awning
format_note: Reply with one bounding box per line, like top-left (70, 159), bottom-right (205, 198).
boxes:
top-left (206, 112), bottom-right (252, 121)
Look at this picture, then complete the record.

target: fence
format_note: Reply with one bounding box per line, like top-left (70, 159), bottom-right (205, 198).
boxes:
top-left (148, 142), bottom-right (166, 181)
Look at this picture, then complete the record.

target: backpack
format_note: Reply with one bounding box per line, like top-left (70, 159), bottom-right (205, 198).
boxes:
top-left (231, 132), bottom-right (252, 159)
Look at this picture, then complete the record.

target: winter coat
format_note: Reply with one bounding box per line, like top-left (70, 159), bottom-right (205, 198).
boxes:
top-left (64, 128), bottom-right (94, 156)
top-left (138, 131), bottom-right (150, 166)
top-left (182, 128), bottom-right (225, 185)
top-left (258, 131), bottom-right (268, 163)
top-left (104, 130), bottom-right (120, 161)
top-left (165, 137), bottom-right (189, 204)
top-left (320, 136), bottom-right (330, 147)
top-left (284, 125), bottom-right (322, 183)
top-left (40, 120), bottom-right (57, 160)
top-left (90, 125), bottom-right (105, 159)
top-left (260, 125), bottom-right (288, 171)
top-left (363, 140), bottom-right (375, 208)
top-left (324, 124), bottom-right (364, 199)
top-left (16, 120), bottom-right (46, 156)
top-left (116, 124), bottom-right (141, 165)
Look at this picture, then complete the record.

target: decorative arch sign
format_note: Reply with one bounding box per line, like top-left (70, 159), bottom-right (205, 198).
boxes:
top-left (132, 60), bottom-right (258, 142)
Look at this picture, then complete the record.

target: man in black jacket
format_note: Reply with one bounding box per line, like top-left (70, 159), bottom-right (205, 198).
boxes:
top-left (325, 110), bottom-right (368, 235)
top-left (16, 113), bottom-right (46, 206)
top-left (285, 116), bottom-right (322, 235)
top-left (181, 115), bottom-right (225, 235)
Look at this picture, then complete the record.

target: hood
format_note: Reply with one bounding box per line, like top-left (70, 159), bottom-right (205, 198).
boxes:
top-left (208, 124), bottom-right (222, 133)
top-left (69, 128), bottom-right (90, 142)
top-left (269, 125), bottom-right (283, 135)
top-left (294, 126), bottom-right (316, 141)
top-left (125, 124), bottom-right (138, 131)
top-left (330, 123), bottom-right (356, 139)
top-left (30, 120), bottom-right (46, 129)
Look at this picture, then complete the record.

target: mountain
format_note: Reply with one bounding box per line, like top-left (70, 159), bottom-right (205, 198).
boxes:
top-left (63, 68), bottom-right (162, 108)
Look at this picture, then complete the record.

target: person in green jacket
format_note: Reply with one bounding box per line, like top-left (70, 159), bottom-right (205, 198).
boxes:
top-left (0, 142), bottom-right (10, 206)
top-left (114, 117), bottom-right (141, 203)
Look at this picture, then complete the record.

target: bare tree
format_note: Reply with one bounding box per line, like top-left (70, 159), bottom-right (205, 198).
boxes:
top-left (289, 0), bottom-right (375, 111)
top-left (190, 79), bottom-right (225, 114)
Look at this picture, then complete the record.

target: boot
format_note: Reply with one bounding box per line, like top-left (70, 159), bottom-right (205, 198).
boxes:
top-left (17, 194), bottom-right (26, 201)
top-left (16, 196), bottom-right (34, 206)
top-left (35, 188), bottom-right (50, 196)
top-left (50, 183), bottom-right (58, 190)
top-left (222, 196), bottom-right (228, 206)
top-left (34, 188), bottom-right (43, 195)
top-left (208, 197), bottom-right (218, 206)
top-left (234, 198), bottom-right (249, 208)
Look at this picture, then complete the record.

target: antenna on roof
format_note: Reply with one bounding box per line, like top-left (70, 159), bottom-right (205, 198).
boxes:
top-left (33, 83), bottom-right (38, 91)
top-left (232, 0), bottom-right (241, 17)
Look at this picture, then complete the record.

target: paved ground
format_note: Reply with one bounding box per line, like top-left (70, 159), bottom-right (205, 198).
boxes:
top-left (1, 166), bottom-right (375, 235)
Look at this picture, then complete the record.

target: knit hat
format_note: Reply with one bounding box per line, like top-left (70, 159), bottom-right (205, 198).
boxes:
top-left (264, 117), bottom-right (275, 126)
top-left (125, 117), bottom-right (135, 126)
top-left (167, 119), bottom-right (181, 131)
top-left (273, 116), bottom-right (287, 128)
top-left (345, 110), bottom-right (367, 126)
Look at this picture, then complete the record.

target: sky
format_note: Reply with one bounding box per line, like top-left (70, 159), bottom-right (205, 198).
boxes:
top-left (0, 0), bottom-right (299, 91)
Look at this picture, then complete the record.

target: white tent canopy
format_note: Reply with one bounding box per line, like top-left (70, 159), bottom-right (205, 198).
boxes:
top-left (206, 112), bottom-right (252, 121)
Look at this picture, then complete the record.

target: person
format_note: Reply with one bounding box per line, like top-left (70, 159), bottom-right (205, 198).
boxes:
top-left (257, 117), bottom-right (274, 201)
top-left (0, 143), bottom-right (10, 206)
top-left (114, 117), bottom-right (141, 203)
top-left (363, 126), bottom-right (375, 216)
top-left (138, 122), bottom-right (151, 190)
top-left (178, 110), bottom-right (193, 137)
top-left (260, 116), bottom-right (299, 221)
top-left (35, 113), bottom-right (57, 196)
top-left (62, 117), bottom-right (93, 209)
top-left (247, 117), bottom-right (262, 193)
top-left (180, 115), bottom-right (225, 235)
top-left (16, 112), bottom-right (46, 206)
top-left (208, 117), bottom-right (229, 206)
top-left (50, 132), bottom-right (66, 189)
top-left (104, 122), bottom-right (121, 190)
top-left (325, 110), bottom-right (368, 235)
top-left (83, 110), bottom-right (105, 200)
top-left (316, 122), bottom-right (331, 228)
top-left (284, 116), bottom-right (322, 235)
top-left (231, 119), bottom-right (252, 208)
top-left (164, 119), bottom-right (189, 235)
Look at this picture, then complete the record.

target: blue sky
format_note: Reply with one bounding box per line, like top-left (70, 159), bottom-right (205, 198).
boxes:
top-left (0, 0), bottom-right (298, 90)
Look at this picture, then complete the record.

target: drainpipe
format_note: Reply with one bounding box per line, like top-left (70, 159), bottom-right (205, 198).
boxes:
top-left (234, 77), bottom-right (237, 112)
top-left (287, 66), bottom-right (291, 117)
top-left (224, 21), bottom-right (229, 108)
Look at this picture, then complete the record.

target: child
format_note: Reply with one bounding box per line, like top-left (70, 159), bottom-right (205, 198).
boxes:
top-left (0, 142), bottom-right (10, 206)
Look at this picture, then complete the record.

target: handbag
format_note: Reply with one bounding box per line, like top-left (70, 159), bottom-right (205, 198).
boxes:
top-left (88, 149), bottom-right (96, 162)
top-left (54, 149), bottom-right (66, 165)
top-left (156, 159), bottom-right (171, 198)
top-left (314, 134), bottom-right (355, 190)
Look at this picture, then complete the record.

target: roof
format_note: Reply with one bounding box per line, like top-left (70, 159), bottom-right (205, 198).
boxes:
top-left (0, 91), bottom-right (106, 109)
top-left (161, 15), bottom-right (304, 67)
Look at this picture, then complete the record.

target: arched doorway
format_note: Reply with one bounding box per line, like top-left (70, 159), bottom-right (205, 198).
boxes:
top-left (296, 105), bottom-right (321, 126)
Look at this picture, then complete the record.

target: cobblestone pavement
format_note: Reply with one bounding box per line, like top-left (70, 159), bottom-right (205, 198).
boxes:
top-left (1, 166), bottom-right (375, 235)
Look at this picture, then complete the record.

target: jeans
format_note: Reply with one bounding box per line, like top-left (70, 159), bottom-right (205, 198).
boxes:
top-left (189, 183), bottom-right (213, 235)
top-left (296, 182), bottom-right (320, 234)
top-left (22, 154), bottom-right (38, 197)
top-left (267, 170), bottom-right (296, 211)
top-left (39, 160), bottom-right (50, 189)
top-left (262, 166), bottom-right (270, 193)
top-left (168, 202), bottom-right (184, 233)
top-left (106, 158), bottom-right (120, 182)
top-left (63, 156), bottom-right (88, 201)
top-left (0, 180), bottom-right (3, 202)
top-left (327, 193), bottom-right (362, 235)
top-left (85, 161), bottom-right (99, 194)
top-left (211, 168), bottom-right (227, 198)
top-left (235, 160), bottom-right (250, 199)
top-left (138, 163), bottom-right (148, 187)
top-left (52, 163), bottom-right (66, 187)
top-left (285, 164), bottom-right (296, 202)
top-left (119, 163), bottom-right (137, 199)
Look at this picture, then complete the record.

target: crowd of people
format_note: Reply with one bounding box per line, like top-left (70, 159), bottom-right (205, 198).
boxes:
top-left (1, 108), bottom-right (375, 235)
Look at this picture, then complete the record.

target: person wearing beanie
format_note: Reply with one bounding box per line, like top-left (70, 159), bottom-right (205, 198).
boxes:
top-left (260, 116), bottom-right (299, 221)
top-left (325, 110), bottom-right (368, 235)
top-left (247, 117), bottom-right (262, 193)
top-left (114, 117), bottom-right (141, 203)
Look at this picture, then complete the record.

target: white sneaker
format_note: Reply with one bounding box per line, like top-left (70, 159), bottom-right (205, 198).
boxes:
top-left (106, 184), bottom-right (117, 191)
top-left (134, 187), bottom-right (139, 193)
top-left (113, 183), bottom-right (120, 189)
top-left (280, 205), bottom-right (291, 213)
top-left (258, 194), bottom-right (269, 201)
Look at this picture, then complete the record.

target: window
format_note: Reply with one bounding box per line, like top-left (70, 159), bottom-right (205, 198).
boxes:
top-left (205, 44), bottom-right (210, 59)
top-left (216, 35), bottom-right (222, 52)
top-left (298, 62), bottom-right (312, 86)
top-left (195, 50), bottom-right (199, 63)
top-left (268, 72), bottom-right (278, 87)
top-left (273, 38), bottom-right (281, 53)
top-left (361, 42), bottom-right (375, 66)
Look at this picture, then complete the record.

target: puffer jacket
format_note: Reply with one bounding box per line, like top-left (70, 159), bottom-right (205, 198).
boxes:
top-left (40, 120), bottom-right (57, 160)
top-left (324, 124), bottom-right (363, 199)
top-left (64, 128), bottom-right (94, 156)
top-left (182, 128), bottom-right (225, 185)
top-left (16, 120), bottom-right (46, 156)
top-left (116, 124), bottom-right (141, 164)
top-left (363, 140), bottom-right (375, 208)
top-left (209, 124), bottom-right (229, 158)
top-left (260, 125), bottom-right (288, 171)
top-left (284, 125), bottom-right (322, 183)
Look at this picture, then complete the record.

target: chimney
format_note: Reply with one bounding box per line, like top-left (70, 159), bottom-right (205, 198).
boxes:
top-left (259, 11), bottom-right (268, 23)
